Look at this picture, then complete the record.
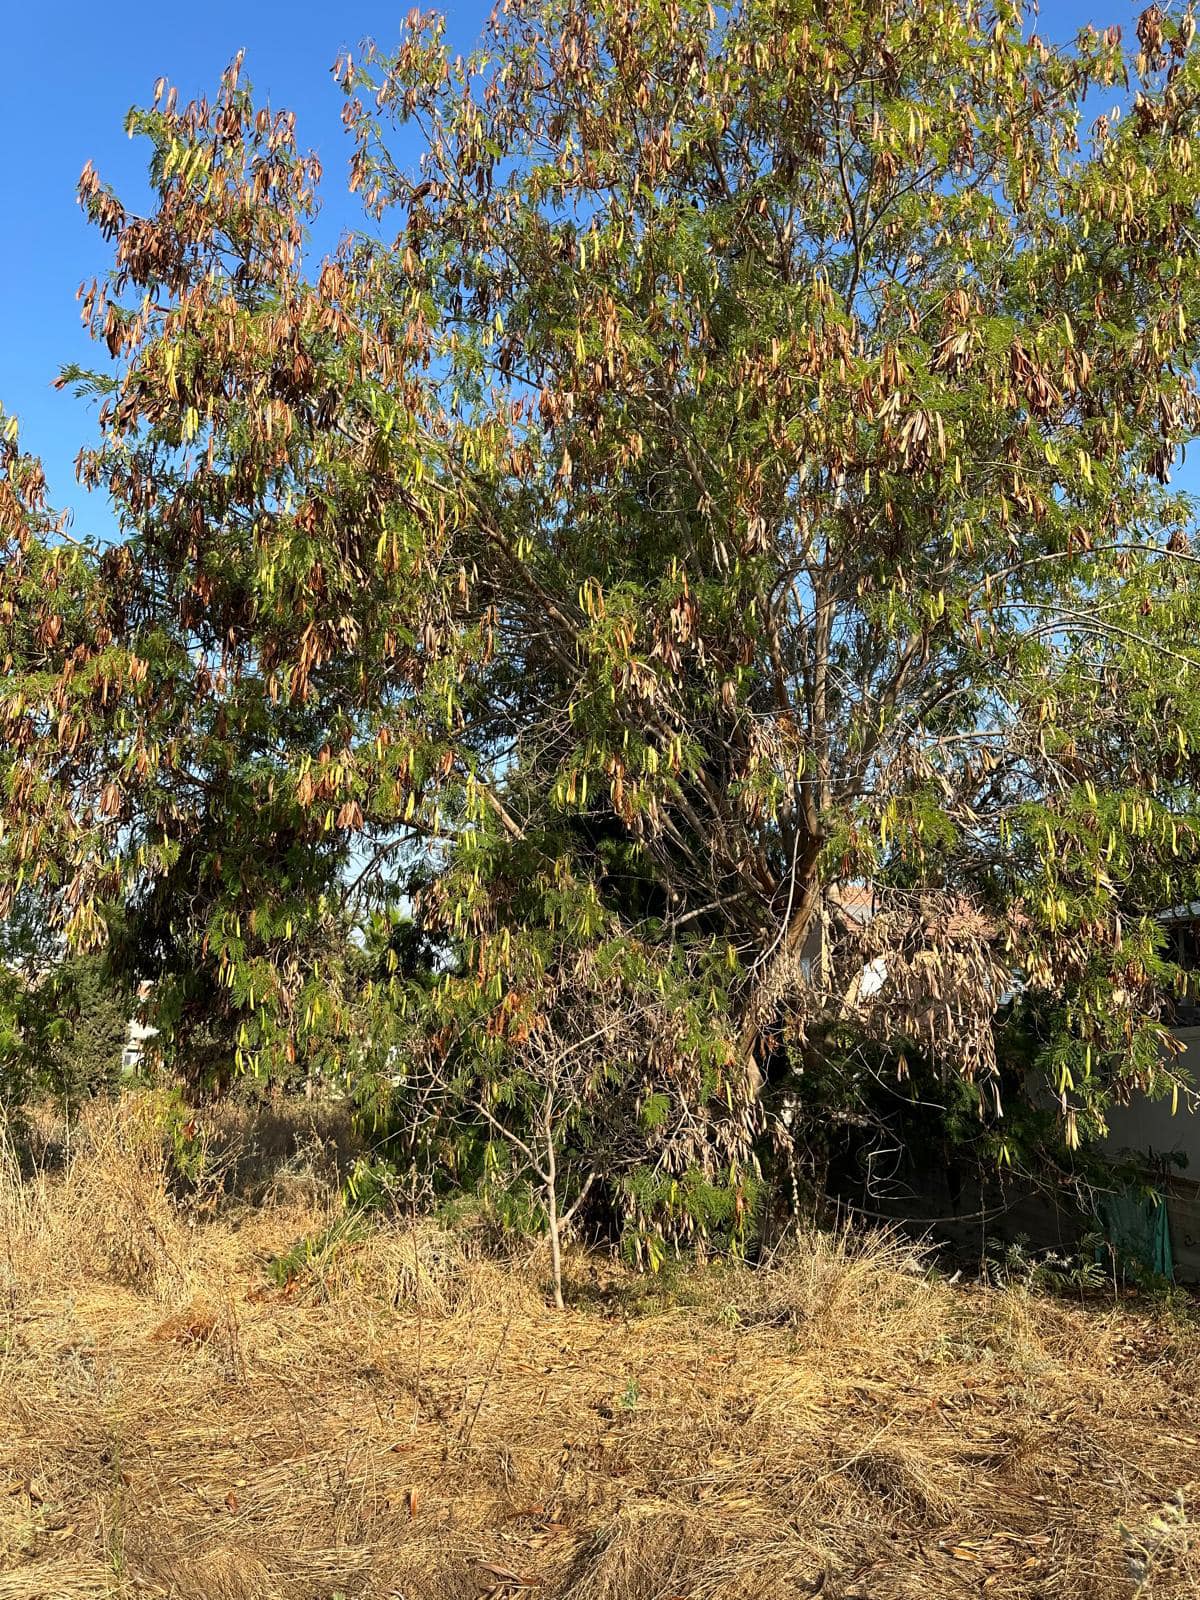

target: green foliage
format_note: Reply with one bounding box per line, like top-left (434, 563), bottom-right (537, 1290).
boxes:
top-left (984, 1233), bottom-right (1110, 1298)
top-left (266, 1211), bottom-right (369, 1291)
top-left (156, 1089), bottom-right (211, 1190)
top-left (42, 954), bottom-right (131, 1102)
top-left (0, 920), bottom-right (131, 1108)
top-left (618, 1377), bottom-right (642, 1411)
top-left (6, 1), bottom-right (1200, 1254)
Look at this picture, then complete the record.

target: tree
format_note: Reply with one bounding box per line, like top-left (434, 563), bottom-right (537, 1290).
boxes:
top-left (5, 65), bottom-right (462, 1091)
top-left (368, 909), bottom-right (757, 1288)
top-left (5, 2), bottom-right (1200, 1238)
top-left (338, 0), bottom-right (1200, 1169)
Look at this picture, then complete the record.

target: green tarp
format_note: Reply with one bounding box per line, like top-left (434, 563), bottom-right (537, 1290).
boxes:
top-left (1098, 1188), bottom-right (1173, 1281)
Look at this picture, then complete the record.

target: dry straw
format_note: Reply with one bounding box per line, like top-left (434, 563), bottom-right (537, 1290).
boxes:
top-left (1, 1094), bottom-right (1197, 1598)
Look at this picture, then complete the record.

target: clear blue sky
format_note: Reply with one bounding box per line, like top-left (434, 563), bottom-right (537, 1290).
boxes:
top-left (0, 0), bottom-right (493, 536)
top-left (0, 0), bottom-right (1173, 538)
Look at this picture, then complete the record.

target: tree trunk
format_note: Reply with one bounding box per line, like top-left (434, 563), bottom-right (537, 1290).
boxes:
top-left (739, 859), bottom-right (824, 1093)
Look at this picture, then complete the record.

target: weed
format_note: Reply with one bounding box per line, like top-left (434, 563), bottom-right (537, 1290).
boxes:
top-left (266, 1209), bottom-right (369, 1291)
top-left (984, 1233), bottom-right (1109, 1297)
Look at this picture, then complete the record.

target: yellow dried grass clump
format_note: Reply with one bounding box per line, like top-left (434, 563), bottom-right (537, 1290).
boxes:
top-left (720, 1224), bottom-right (953, 1350)
top-left (2, 1091), bottom-right (200, 1303)
top-left (1, 1092), bottom-right (1198, 1600)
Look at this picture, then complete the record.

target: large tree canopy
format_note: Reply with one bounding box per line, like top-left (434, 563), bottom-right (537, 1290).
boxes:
top-left (6, 0), bottom-right (1200, 1235)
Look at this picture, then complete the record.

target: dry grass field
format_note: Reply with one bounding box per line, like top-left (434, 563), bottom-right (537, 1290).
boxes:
top-left (1, 1093), bottom-right (1198, 1600)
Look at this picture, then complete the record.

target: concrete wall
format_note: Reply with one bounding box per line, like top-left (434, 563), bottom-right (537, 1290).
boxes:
top-left (1102, 1026), bottom-right (1200, 1170)
top-left (1101, 1027), bottom-right (1200, 1281)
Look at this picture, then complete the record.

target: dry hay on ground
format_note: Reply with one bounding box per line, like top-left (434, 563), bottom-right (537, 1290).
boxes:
top-left (1, 1094), bottom-right (1198, 1599)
